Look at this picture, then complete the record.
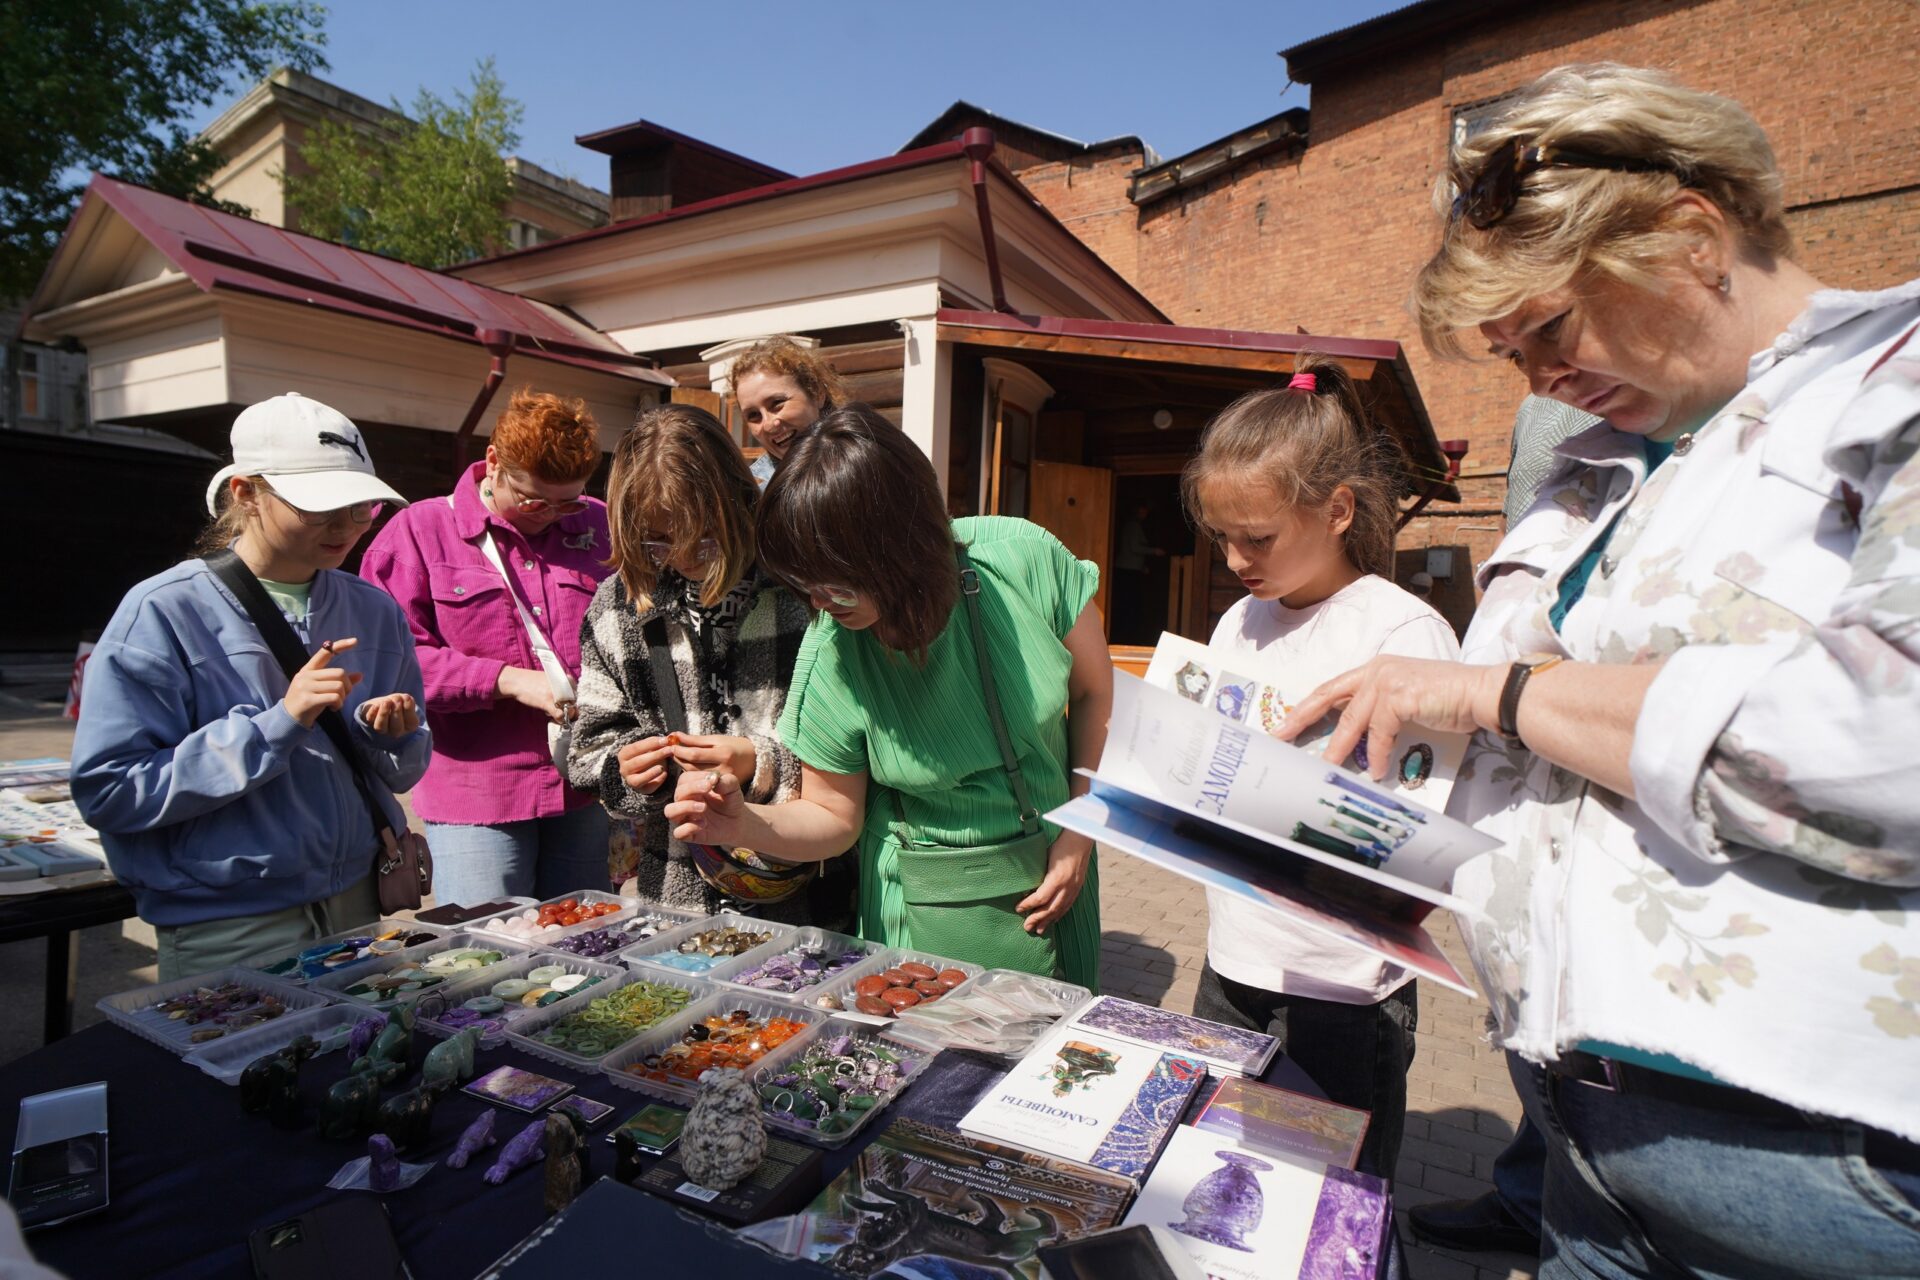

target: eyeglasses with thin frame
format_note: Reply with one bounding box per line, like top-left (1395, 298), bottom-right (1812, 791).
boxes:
top-left (1451, 137), bottom-right (1691, 231)
top-left (642, 539), bottom-right (721, 567)
top-left (495, 470), bottom-right (590, 516)
top-left (263, 487), bottom-right (383, 526)
top-left (799, 584), bottom-right (860, 610)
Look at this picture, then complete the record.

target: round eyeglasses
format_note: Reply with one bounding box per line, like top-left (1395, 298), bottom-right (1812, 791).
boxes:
top-left (800, 584), bottom-right (861, 610)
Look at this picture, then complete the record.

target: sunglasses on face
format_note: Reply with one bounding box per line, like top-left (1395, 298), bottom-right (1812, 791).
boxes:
top-left (266, 489), bottom-right (383, 526)
top-left (1451, 137), bottom-right (1690, 230)
top-left (643, 539), bottom-right (721, 567)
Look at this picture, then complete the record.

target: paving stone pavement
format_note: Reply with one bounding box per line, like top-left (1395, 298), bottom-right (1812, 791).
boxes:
top-left (0, 706), bottom-right (1534, 1278)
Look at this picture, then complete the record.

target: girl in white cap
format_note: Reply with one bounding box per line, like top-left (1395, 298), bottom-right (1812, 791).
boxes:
top-left (72, 393), bottom-right (433, 980)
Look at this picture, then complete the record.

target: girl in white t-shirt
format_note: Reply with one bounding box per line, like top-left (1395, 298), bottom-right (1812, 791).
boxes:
top-left (1182, 354), bottom-right (1460, 1182)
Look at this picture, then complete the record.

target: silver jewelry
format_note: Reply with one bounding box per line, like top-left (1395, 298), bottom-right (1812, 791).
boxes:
top-left (1717, 273), bottom-right (1731, 294)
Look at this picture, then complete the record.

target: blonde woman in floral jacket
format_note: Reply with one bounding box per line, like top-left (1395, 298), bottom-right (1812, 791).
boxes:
top-left (1278, 66), bottom-right (1920, 1278)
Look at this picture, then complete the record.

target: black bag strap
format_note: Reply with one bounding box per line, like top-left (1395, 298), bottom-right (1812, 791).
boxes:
top-left (205, 548), bottom-right (394, 841)
top-left (956, 545), bottom-right (1042, 837)
top-left (642, 615), bottom-right (689, 738)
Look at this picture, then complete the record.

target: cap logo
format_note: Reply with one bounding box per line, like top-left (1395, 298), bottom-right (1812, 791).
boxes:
top-left (317, 430), bottom-right (364, 461)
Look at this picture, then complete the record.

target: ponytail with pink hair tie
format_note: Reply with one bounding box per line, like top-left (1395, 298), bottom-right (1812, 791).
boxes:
top-left (1287, 371), bottom-right (1317, 393)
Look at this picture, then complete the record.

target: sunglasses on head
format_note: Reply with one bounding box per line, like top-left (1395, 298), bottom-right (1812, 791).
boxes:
top-left (1451, 137), bottom-right (1691, 230)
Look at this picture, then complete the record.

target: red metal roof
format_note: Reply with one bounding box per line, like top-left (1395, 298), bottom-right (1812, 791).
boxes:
top-left (65, 176), bottom-right (668, 383)
top-left (934, 308), bottom-right (1406, 363)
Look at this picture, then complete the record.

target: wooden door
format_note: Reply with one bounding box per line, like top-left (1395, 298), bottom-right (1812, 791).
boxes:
top-left (1028, 460), bottom-right (1114, 631)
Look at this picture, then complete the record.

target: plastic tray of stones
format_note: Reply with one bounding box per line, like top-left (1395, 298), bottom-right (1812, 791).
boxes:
top-left (182, 1003), bottom-right (387, 1085)
top-left (706, 927), bottom-right (883, 1007)
top-left (599, 992), bottom-right (823, 1104)
top-left (886, 967), bottom-right (1093, 1061)
top-left (238, 917), bottom-right (446, 985)
top-left (534, 902), bottom-right (701, 964)
top-left (95, 968), bottom-right (331, 1055)
top-left (808, 949), bottom-right (983, 1027)
top-left (505, 970), bottom-right (714, 1072)
top-left (468, 889), bottom-right (637, 946)
top-left (619, 911), bottom-right (794, 977)
top-left (307, 932), bottom-right (526, 1011)
top-left (413, 954), bottom-right (624, 1049)
top-left (748, 1022), bottom-right (934, 1148)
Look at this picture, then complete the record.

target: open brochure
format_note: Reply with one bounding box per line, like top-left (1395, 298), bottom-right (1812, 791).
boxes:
top-left (1048, 671), bottom-right (1496, 996)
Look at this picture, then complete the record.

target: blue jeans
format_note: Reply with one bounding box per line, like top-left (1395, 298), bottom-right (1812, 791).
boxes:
top-left (1494, 1052), bottom-right (1548, 1235)
top-left (1521, 1060), bottom-right (1920, 1279)
top-left (425, 805), bottom-right (611, 906)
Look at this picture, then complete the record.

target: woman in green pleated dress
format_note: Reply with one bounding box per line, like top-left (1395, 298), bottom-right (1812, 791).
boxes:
top-left (665, 404), bottom-right (1110, 989)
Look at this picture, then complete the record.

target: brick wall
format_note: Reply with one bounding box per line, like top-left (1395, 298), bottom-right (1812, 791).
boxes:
top-left (1017, 0), bottom-right (1920, 587)
top-left (1014, 147), bottom-right (1152, 286)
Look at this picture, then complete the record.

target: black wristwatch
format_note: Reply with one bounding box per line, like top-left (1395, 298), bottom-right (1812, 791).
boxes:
top-left (1498, 654), bottom-right (1565, 749)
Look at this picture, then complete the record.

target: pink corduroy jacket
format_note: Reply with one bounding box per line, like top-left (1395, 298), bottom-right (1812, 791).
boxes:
top-left (360, 462), bottom-right (610, 824)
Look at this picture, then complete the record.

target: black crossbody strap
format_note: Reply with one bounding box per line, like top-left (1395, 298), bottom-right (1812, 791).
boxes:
top-left (956, 546), bottom-right (1041, 836)
top-left (642, 615), bottom-right (689, 738)
top-left (205, 548), bottom-right (394, 839)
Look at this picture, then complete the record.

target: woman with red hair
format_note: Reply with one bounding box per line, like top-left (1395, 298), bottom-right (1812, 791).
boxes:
top-left (362, 388), bottom-right (614, 903)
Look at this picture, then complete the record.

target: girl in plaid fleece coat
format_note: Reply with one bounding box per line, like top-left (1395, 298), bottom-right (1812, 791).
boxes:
top-left (566, 406), bottom-right (854, 928)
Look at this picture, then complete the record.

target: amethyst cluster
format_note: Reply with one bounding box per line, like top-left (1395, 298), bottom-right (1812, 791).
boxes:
top-left (546, 927), bottom-right (626, 958)
top-left (730, 945), bottom-right (864, 993)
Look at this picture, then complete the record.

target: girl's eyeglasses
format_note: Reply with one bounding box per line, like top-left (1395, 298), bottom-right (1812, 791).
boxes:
top-left (267, 490), bottom-right (383, 526)
top-left (1451, 137), bottom-right (1690, 230)
top-left (643, 539), bottom-right (721, 567)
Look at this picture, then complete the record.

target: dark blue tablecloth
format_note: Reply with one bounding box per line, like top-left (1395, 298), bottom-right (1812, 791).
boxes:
top-left (0, 1021), bottom-right (1330, 1279)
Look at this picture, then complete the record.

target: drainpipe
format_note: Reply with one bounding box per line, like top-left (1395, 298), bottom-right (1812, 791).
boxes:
top-left (452, 329), bottom-right (515, 478)
top-left (961, 128), bottom-right (1014, 314)
top-left (1396, 438), bottom-right (1471, 530)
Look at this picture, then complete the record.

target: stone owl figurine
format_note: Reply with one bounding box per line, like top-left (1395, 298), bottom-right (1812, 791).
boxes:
top-left (678, 1069), bottom-right (766, 1191)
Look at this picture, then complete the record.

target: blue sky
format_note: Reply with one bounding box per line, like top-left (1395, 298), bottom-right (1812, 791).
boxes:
top-left (188, 0), bottom-right (1411, 184)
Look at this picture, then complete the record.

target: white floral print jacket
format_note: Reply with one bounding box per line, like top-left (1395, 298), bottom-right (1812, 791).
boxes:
top-left (1450, 277), bottom-right (1920, 1143)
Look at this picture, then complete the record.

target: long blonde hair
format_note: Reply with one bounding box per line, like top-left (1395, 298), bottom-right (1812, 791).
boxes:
top-left (194, 477), bottom-right (260, 556)
top-left (605, 405), bottom-right (760, 610)
top-left (1181, 355), bottom-right (1398, 580)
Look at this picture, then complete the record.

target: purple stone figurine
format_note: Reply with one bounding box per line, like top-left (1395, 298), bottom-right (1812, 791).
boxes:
top-left (447, 1111), bottom-right (497, 1170)
top-left (1169, 1150), bottom-right (1274, 1252)
top-left (367, 1134), bottom-right (403, 1193)
top-left (483, 1118), bottom-right (546, 1185)
top-left (348, 1015), bottom-right (385, 1062)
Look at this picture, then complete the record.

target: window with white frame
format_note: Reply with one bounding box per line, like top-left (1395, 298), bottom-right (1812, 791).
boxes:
top-left (1450, 91), bottom-right (1522, 153)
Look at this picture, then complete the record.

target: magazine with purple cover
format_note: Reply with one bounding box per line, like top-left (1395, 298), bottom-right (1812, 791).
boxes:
top-left (1194, 1076), bottom-right (1369, 1172)
top-left (1067, 996), bottom-right (1279, 1078)
top-left (1123, 1124), bottom-right (1389, 1280)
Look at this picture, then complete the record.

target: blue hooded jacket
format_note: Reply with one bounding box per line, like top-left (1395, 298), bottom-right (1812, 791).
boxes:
top-left (71, 558), bottom-right (432, 926)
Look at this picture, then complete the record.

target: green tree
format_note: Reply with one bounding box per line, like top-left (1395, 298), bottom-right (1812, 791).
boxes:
top-left (285, 60), bottom-right (523, 269)
top-left (0, 0), bottom-right (326, 297)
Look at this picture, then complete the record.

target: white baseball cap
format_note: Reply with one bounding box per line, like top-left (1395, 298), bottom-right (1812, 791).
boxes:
top-left (204, 393), bottom-right (409, 516)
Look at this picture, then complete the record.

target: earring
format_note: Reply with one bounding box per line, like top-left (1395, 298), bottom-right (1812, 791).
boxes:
top-left (1717, 273), bottom-right (1731, 294)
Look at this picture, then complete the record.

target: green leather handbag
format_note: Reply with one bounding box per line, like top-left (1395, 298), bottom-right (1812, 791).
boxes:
top-left (890, 548), bottom-right (1062, 979)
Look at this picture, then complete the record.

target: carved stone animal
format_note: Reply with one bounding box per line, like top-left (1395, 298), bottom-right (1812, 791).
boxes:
top-left (373, 1079), bottom-right (444, 1153)
top-left (484, 1118), bottom-right (546, 1185)
top-left (447, 1111), bottom-right (496, 1170)
top-left (318, 1071), bottom-right (383, 1139)
top-left (421, 1027), bottom-right (480, 1089)
top-left (543, 1112), bottom-right (586, 1213)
